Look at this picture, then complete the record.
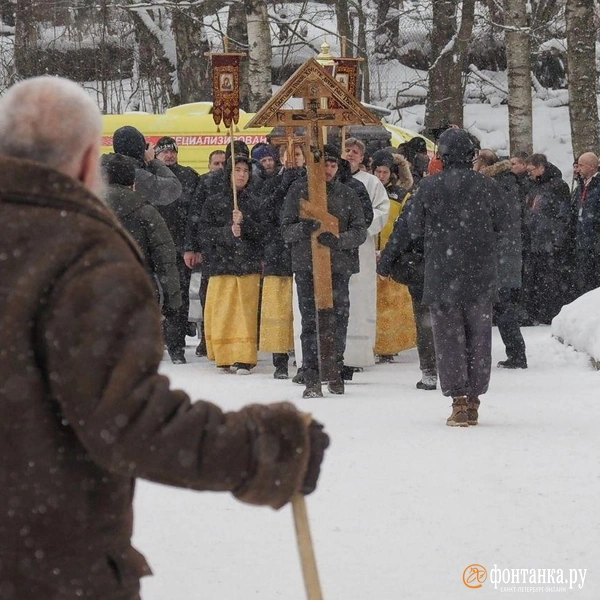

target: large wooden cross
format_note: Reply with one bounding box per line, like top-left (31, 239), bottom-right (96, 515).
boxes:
top-left (247, 58), bottom-right (379, 381)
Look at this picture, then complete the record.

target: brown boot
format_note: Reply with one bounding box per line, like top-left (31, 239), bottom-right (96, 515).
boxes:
top-left (467, 397), bottom-right (480, 426)
top-left (446, 396), bottom-right (468, 427)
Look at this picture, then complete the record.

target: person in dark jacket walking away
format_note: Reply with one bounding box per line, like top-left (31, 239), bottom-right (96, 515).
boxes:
top-left (198, 155), bottom-right (264, 374)
top-left (281, 153), bottom-right (367, 398)
top-left (407, 129), bottom-right (520, 426)
top-left (102, 153), bottom-right (182, 318)
top-left (0, 76), bottom-right (329, 600)
top-left (522, 154), bottom-right (574, 324)
top-left (259, 143), bottom-right (306, 379)
top-left (475, 150), bottom-right (527, 368)
top-left (154, 136), bottom-right (200, 364)
top-left (112, 125), bottom-right (182, 207)
top-left (572, 152), bottom-right (600, 296)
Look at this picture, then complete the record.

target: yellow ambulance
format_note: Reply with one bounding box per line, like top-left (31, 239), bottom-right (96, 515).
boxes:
top-left (101, 102), bottom-right (432, 173)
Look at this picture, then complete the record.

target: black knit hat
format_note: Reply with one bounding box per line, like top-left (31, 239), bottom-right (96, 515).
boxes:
top-left (112, 126), bottom-right (146, 161)
top-left (154, 136), bottom-right (178, 155)
top-left (103, 153), bottom-right (136, 187)
top-left (323, 143), bottom-right (341, 161)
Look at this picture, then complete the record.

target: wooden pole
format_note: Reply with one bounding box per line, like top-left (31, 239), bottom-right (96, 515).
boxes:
top-left (292, 495), bottom-right (323, 600)
top-left (229, 123), bottom-right (239, 211)
top-left (341, 36), bottom-right (347, 152)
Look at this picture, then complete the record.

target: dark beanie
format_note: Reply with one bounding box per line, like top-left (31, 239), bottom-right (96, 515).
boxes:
top-left (251, 144), bottom-right (275, 162)
top-left (155, 136), bottom-right (178, 155)
top-left (407, 136), bottom-right (427, 154)
top-left (371, 149), bottom-right (395, 171)
top-left (225, 140), bottom-right (250, 160)
top-left (113, 126), bottom-right (146, 161)
top-left (103, 153), bottom-right (136, 187)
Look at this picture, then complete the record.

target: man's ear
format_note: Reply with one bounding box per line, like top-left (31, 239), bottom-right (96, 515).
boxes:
top-left (78, 142), bottom-right (100, 187)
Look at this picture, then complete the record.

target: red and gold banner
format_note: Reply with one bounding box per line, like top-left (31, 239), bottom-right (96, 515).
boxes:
top-left (332, 58), bottom-right (360, 97)
top-left (210, 54), bottom-right (242, 128)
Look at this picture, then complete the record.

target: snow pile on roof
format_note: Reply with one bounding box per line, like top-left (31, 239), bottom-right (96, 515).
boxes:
top-left (552, 288), bottom-right (600, 368)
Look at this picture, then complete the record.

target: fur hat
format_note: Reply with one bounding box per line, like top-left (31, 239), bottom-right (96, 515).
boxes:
top-left (112, 126), bottom-right (146, 161)
top-left (225, 140), bottom-right (250, 161)
top-left (154, 136), bottom-right (178, 155)
top-left (323, 143), bottom-right (341, 161)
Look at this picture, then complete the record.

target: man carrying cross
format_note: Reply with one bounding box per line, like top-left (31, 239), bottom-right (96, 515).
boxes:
top-left (281, 150), bottom-right (367, 398)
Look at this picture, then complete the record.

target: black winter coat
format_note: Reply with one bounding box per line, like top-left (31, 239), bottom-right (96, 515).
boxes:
top-left (407, 165), bottom-right (519, 305)
top-left (260, 167), bottom-right (306, 276)
top-left (134, 159), bottom-right (182, 207)
top-left (198, 183), bottom-right (264, 277)
top-left (573, 173), bottom-right (600, 254)
top-left (281, 179), bottom-right (367, 275)
top-left (336, 159), bottom-right (374, 227)
top-left (156, 163), bottom-right (199, 252)
top-left (524, 163), bottom-right (572, 254)
top-left (105, 184), bottom-right (181, 311)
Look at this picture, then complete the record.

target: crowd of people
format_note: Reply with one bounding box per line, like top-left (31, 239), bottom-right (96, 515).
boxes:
top-left (1, 74), bottom-right (599, 597)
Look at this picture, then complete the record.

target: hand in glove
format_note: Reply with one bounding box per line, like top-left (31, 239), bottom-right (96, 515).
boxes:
top-left (301, 420), bottom-right (331, 495)
top-left (317, 231), bottom-right (339, 249)
top-left (300, 219), bottom-right (321, 237)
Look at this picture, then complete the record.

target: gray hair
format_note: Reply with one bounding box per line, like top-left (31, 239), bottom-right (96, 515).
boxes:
top-left (0, 76), bottom-right (102, 171)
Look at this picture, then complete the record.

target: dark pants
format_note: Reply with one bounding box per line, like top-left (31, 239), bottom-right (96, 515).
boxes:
top-left (494, 288), bottom-right (526, 364)
top-left (163, 255), bottom-right (192, 352)
top-left (273, 353), bottom-right (289, 369)
top-left (522, 251), bottom-right (568, 324)
top-left (410, 294), bottom-right (437, 376)
top-left (576, 251), bottom-right (600, 297)
top-left (295, 271), bottom-right (351, 382)
top-left (430, 301), bottom-right (492, 398)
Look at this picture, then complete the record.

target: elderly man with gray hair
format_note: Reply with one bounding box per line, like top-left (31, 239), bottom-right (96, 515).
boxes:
top-left (0, 77), bottom-right (329, 599)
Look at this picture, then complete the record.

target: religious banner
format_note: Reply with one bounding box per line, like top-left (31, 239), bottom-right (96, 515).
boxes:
top-left (329, 58), bottom-right (362, 109)
top-left (210, 53), bottom-right (243, 128)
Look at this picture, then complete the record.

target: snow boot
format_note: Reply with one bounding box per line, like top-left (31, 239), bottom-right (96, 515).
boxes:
top-left (273, 366), bottom-right (289, 380)
top-left (292, 368), bottom-right (305, 385)
top-left (376, 354), bottom-right (394, 364)
top-left (416, 372), bottom-right (437, 391)
top-left (497, 358), bottom-right (527, 369)
top-left (446, 396), bottom-right (468, 427)
top-left (327, 378), bottom-right (345, 395)
top-left (195, 323), bottom-right (207, 357)
top-left (169, 349), bottom-right (186, 365)
top-left (302, 369), bottom-right (323, 398)
top-left (467, 397), bottom-right (480, 426)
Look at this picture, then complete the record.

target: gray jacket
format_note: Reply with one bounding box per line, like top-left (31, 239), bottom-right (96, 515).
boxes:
top-left (134, 159), bottom-right (182, 207)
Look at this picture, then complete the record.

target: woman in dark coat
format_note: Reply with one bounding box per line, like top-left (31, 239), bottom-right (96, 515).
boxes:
top-left (198, 155), bottom-right (264, 373)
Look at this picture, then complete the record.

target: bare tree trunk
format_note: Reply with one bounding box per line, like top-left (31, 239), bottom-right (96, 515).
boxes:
top-left (374, 0), bottom-right (400, 61)
top-left (172, 3), bottom-right (212, 103)
top-left (227, 2), bottom-right (250, 111)
top-left (14, 0), bottom-right (38, 78)
top-left (335, 0), bottom-right (353, 57)
top-left (356, 0), bottom-right (370, 102)
top-left (566, 0), bottom-right (599, 156)
top-left (424, 0), bottom-right (475, 133)
top-left (245, 0), bottom-right (272, 111)
top-left (505, 0), bottom-right (533, 154)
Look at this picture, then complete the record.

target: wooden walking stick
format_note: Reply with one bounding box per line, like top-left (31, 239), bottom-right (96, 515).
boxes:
top-left (292, 412), bottom-right (323, 600)
top-left (292, 494), bottom-right (323, 600)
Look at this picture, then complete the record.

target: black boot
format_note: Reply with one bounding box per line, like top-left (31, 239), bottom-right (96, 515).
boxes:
top-left (169, 349), bottom-right (186, 365)
top-left (302, 369), bottom-right (323, 398)
top-left (195, 322), bottom-right (207, 357)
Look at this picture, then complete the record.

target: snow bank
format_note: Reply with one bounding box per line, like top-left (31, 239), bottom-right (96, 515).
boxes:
top-left (552, 288), bottom-right (600, 368)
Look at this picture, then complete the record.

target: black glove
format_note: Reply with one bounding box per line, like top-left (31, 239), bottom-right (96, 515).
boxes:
top-left (301, 420), bottom-right (330, 495)
top-left (300, 219), bottom-right (321, 237)
top-left (317, 231), bottom-right (339, 249)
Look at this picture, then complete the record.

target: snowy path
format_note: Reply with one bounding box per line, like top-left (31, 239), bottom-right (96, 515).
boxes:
top-left (134, 326), bottom-right (599, 599)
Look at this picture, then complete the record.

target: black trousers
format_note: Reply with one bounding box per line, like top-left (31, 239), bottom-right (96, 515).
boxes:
top-left (295, 271), bottom-right (351, 382)
top-left (429, 301), bottom-right (492, 398)
top-left (410, 294), bottom-right (437, 376)
top-left (163, 255), bottom-right (192, 352)
top-left (493, 288), bottom-right (526, 364)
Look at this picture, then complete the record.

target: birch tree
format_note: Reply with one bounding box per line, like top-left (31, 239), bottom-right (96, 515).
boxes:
top-left (424, 0), bottom-right (476, 132)
top-left (505, 0), bottom-right (533, 154)
top-left (245, 0), bottom-right (272, 112)
top-left (565, 0), bottom-right (599, 156)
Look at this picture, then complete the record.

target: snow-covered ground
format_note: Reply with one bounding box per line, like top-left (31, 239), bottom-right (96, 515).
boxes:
top-left (133, 325), bottom-right (599, 599)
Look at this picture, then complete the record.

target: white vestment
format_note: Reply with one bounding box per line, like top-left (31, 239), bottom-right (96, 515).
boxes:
top-left (343, 171), bottom-right (390, 368)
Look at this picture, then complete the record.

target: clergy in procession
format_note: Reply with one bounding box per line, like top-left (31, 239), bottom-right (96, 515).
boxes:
top-left (198, 154), bottom-right (264, 374)
top-left (371, 149), bottom-right (417, 363)
top-left (342, 137), bottom-right (390, 377)
top-left (259, 143), bottom-right (307, 379)
top-left (281, 151), bottom-right (368, 398)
